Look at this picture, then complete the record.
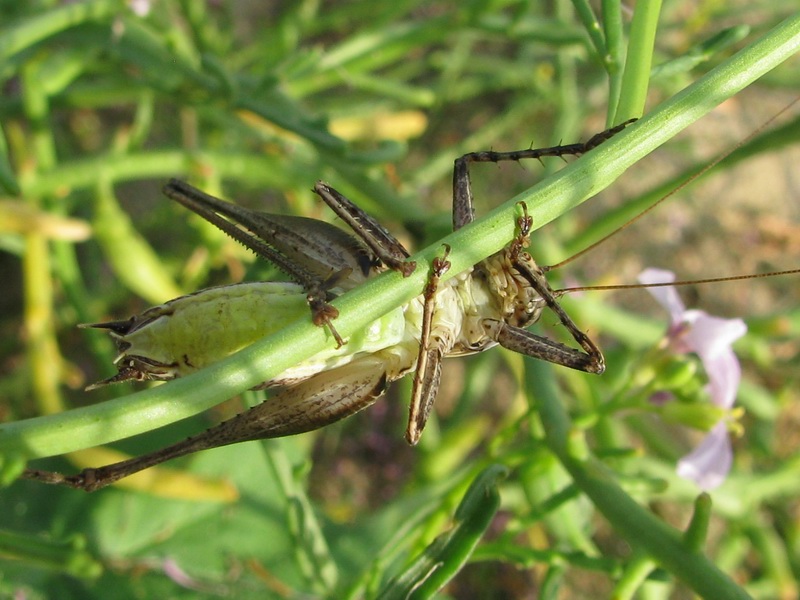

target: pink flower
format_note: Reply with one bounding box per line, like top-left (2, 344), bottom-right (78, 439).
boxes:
top-left (129, 0), bottom-right (151, 16)
top-left (638, 268), bottom-right (747, 490)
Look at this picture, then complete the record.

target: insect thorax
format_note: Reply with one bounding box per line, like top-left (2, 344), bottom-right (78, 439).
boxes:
top-left (476, 249), bottom-right (547, 329)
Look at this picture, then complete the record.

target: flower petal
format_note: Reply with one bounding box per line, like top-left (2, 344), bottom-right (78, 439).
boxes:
top-left (683, 312), bottom-right (746, 408)
top-left (130, 0), bottom-right (151, 17)
top-left (676, 422), bottom-right (733, 490)
top-left (701, 348), bottom-right (742, 409)
top-left (684, 311), bottom-right (747, 358)
top-left (638, 268), bottom-right (685, 323)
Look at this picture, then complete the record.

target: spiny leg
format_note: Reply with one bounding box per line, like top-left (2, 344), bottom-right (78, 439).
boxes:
top-left (165, 180), bottom-right (334, 293)
top-left (313, 182), bottom-right (416, 277)
top-left (485, 319), bottom-right (603, 373)
top-left (510, 279), bottom-right (604, 373)
top-left (452, 120), bottom-right (636, 230)
top-left (405, 246), bottom-right (452, 445)
top-left (22, 356), bottom-right (389, 491)
top-left (165, 180), bottom-right (364, 346)
top-left (493, 203), bottom-right (604, 373)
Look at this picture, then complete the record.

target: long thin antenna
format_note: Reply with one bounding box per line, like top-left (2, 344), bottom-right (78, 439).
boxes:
top-left (557, 268), bottom-right (800, 295)
top-left (546, 96), bottom-right (800, 271)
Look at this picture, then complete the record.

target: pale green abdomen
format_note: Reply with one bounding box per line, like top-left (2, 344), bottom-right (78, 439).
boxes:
top-left (115, 281), bottom-right (407, 384)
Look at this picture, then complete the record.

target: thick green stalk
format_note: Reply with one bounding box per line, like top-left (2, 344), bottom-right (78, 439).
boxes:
top-left (1, 15), bottom-right (798, 460)
top-left (613, 0), bottom-right (663, 123)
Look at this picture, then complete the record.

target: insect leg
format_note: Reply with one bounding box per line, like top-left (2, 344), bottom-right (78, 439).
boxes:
top-left (165, 180), bottom-right (375, 346)
top-left (313, 182), bottom-right (416, 276)
top-left (495, 203), bottom-right (604, 373)
top-left (451, 120), bottom-right (636, 230)
top-left (165, 180), bottom-right (332, 291)
top-left (485, 319), bottom-right (604, 373)
top-left (22, 356), bottom-right (389, 492)
top-left (405, 246), bottom-right (452, 445)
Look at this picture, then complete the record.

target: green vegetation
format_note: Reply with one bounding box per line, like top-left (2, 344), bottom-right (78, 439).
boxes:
top-left (0, 1), bottom-right (798, 598)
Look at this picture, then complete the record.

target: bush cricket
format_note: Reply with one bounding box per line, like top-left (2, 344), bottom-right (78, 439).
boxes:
top-left (20, 110), bottom-right (797, 492)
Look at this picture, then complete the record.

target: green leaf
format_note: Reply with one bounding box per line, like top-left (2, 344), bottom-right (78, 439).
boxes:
top-left (378, 464), bottom-right (508, 599)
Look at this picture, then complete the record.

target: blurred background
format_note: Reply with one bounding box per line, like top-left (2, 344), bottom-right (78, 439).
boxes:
top-left (1, 1), bottom-right (799, 598)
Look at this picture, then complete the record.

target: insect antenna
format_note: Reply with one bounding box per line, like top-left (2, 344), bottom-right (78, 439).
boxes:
top-left (541, 96), bottom-right (800, 278)
top-left (557, 269), bottom-right (800, 296)
top-left (541, 96), bottom-right (800, 296)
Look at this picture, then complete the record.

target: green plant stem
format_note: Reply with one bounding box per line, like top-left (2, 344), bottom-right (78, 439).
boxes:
top-left (571, 0), bottom-right (606, 61)
top-left (261, 438), bottom-right (339, 593)
top-left (612, 553), bottom-right (658, 599)
top-left (614, 0), bottom-right (663, 123)
top-left (21, 55), bottom-right (63, 417)
top-left (0, 0), bottom-right (120, 63)
top-left (527, 359), bottom-right (752, 599)
top-left (601, 0), bottom-right (624, 122)
top-left (0, 529), bottom-right (102, 579)
top-left (1, 15), bottom-right (798, 460)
